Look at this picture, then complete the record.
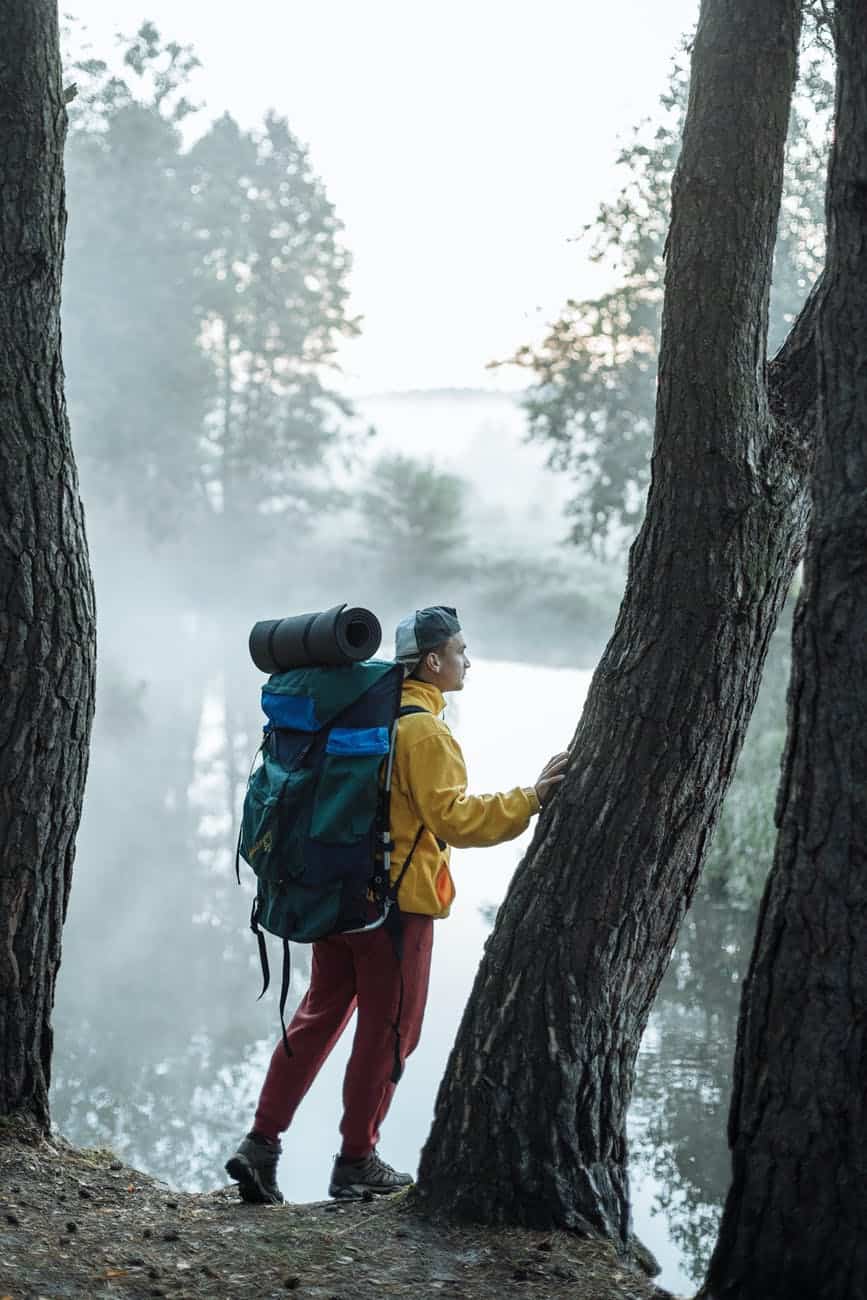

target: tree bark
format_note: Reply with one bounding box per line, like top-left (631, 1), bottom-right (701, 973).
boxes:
top-left (415, 0), bottom-right (805, 1245)
top-left (701, 4), bottom-right (867, 1296)
top-left (0, 0), bottom-right (96, 1127)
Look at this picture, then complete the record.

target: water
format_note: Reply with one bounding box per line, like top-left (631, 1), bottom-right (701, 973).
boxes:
top-left (53, 656), bottom-right (757, 1296)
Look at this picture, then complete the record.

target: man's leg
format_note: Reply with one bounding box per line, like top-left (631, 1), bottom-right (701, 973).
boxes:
top-left (253, 935), bottom-right (358, 1139)
top-left (328, 913), bottom-right (433, 1197)
top-left (226, 934), bottom-right (357, 1203)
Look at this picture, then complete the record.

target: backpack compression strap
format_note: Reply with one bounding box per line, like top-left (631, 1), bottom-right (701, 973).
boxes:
top-left (250, 894), bottom-right (270, 999)
top-left (250, 900), bottom-right (293, 1065)
top-left (235, 738), bottom-right (266, 885)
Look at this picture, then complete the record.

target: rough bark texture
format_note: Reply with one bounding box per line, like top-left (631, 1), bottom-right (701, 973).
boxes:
top-left (415, 0), bottom-right (806, 1244)
top-left (0, 0), bottom-right (96, 1126)
top-left (701, 4), bottom-right (867, 1297)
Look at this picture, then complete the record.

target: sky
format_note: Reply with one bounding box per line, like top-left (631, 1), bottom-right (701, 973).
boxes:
top-left (68, 0), bottom-right (699, 393)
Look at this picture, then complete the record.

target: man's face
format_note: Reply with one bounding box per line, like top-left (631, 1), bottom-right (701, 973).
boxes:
top-left (427, 633), bottom-right (471, 692)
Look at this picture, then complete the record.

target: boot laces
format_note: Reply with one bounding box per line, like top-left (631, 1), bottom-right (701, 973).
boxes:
top-left (359, 1149), bottom-right (398, 1182)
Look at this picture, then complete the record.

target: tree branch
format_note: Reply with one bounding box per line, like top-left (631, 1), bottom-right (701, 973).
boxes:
top-left (768, 272), bottom-right (825, 467)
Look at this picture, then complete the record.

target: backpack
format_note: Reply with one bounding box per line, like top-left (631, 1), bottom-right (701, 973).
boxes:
top-left (236, 658), bottom-right (426, 1077)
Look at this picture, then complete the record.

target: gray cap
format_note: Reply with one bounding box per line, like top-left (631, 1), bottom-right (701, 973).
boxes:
top-left (394, 606), bottom-right (461, 666)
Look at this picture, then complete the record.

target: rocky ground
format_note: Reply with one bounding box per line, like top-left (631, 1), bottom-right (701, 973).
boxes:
top-left (0, 1118), bottom-right (680, 1300)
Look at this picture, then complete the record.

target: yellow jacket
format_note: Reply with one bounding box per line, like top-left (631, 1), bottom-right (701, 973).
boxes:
top-left (388, 679), bottom-right (540, 917)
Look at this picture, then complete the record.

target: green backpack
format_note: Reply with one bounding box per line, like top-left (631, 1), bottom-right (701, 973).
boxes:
top-left (236, 658), bottom-right (425, 1074)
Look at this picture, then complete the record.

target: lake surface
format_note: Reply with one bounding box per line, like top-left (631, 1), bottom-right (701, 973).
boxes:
top-left (53, 657), bottom-right (757, 1296)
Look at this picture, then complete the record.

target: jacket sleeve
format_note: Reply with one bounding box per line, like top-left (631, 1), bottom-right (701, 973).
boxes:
top-left (404, 728), bottom-right (541, 849)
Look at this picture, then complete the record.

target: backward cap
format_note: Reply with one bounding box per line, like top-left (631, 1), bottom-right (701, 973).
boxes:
top-left (394, 606), bottom-right (461, 664)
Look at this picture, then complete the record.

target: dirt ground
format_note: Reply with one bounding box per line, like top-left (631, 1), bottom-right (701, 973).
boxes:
top-left (0, 1118), bottom-right (680, 1300)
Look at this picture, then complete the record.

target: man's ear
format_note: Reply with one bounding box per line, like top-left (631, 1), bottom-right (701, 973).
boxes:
top-left (426, 650), bottom-right (441, 674)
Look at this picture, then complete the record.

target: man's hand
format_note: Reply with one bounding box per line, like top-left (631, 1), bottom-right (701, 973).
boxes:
top-left (534, 752), bottom-right (570, 806)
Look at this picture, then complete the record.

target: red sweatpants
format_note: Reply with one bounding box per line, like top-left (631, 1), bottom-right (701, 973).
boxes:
top-left (253, 912), bottom-right (433, 1159)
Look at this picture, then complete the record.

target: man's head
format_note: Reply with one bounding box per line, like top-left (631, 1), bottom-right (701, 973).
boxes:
top-left (394, 606), bottom-right (470, 693)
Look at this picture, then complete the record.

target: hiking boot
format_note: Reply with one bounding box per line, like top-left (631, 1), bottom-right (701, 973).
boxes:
top-left (328, 1149), bottom-right (413, 1201)
top-left (225, 1132), bottom-right (283, 1205)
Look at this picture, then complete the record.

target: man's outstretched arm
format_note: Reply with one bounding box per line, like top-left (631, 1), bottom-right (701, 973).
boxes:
top-left (405, 731), bottom-right (568, 850)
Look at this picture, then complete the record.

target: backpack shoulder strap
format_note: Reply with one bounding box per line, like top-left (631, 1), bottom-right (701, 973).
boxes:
top-left (393, 701), bottom-right (447, 853)
top-left (390, 704), bottom-right (431, 893)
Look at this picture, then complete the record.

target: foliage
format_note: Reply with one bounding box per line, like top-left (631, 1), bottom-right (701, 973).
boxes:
top-left (186, 111), bottom-right (358, 523)
top-left (702, 607), bottom-right (793, 904)
top-left (62, 23), bottom-right (359, 539)
top-left (63, 41), bottom-right (210, 530)
top-left (511, 44), bottom-right (832, 552)
top-left (353, 454), bottom-right (470, 605)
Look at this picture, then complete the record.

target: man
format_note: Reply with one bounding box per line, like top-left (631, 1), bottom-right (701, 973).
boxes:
top-left (225, 605), bottom-right (568, 1205)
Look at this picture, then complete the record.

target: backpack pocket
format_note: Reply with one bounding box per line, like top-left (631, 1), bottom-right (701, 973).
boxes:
top-left (241, 753), bottom-right (313, 881)
top-left (309, 726), bottom-right (389, 844)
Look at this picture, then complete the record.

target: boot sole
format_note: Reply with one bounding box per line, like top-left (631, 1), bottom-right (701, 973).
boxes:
top-left (328, 1180), bottom-right (411, 1201)
top-left (225, 1154), bottom-right (283, 1205)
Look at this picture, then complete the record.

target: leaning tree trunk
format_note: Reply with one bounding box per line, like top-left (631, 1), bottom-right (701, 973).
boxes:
top-left (701, 5), bottom-right (867, 1297)
top-left (416, 0), bottom-right (811, 1245)
top-left (0, 0), bottom-right (96, 1127)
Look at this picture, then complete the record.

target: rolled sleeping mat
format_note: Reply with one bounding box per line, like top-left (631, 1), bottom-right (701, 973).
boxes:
top-left (249, 604), bottom-right (382, 674)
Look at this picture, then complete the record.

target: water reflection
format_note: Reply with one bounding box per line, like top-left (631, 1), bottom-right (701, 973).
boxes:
top-left (630, 898), bottom-right (756, 1290)
top-left (52, 657), bottom-right (757, 1295)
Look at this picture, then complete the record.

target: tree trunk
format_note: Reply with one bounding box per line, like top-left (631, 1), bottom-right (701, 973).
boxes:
top-left (0, 0), bottom-right (97, 1127)
top-left (415, 0), bottom-right (807, 1245)
top-left (701, 5), bottom-right (867, 1296)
